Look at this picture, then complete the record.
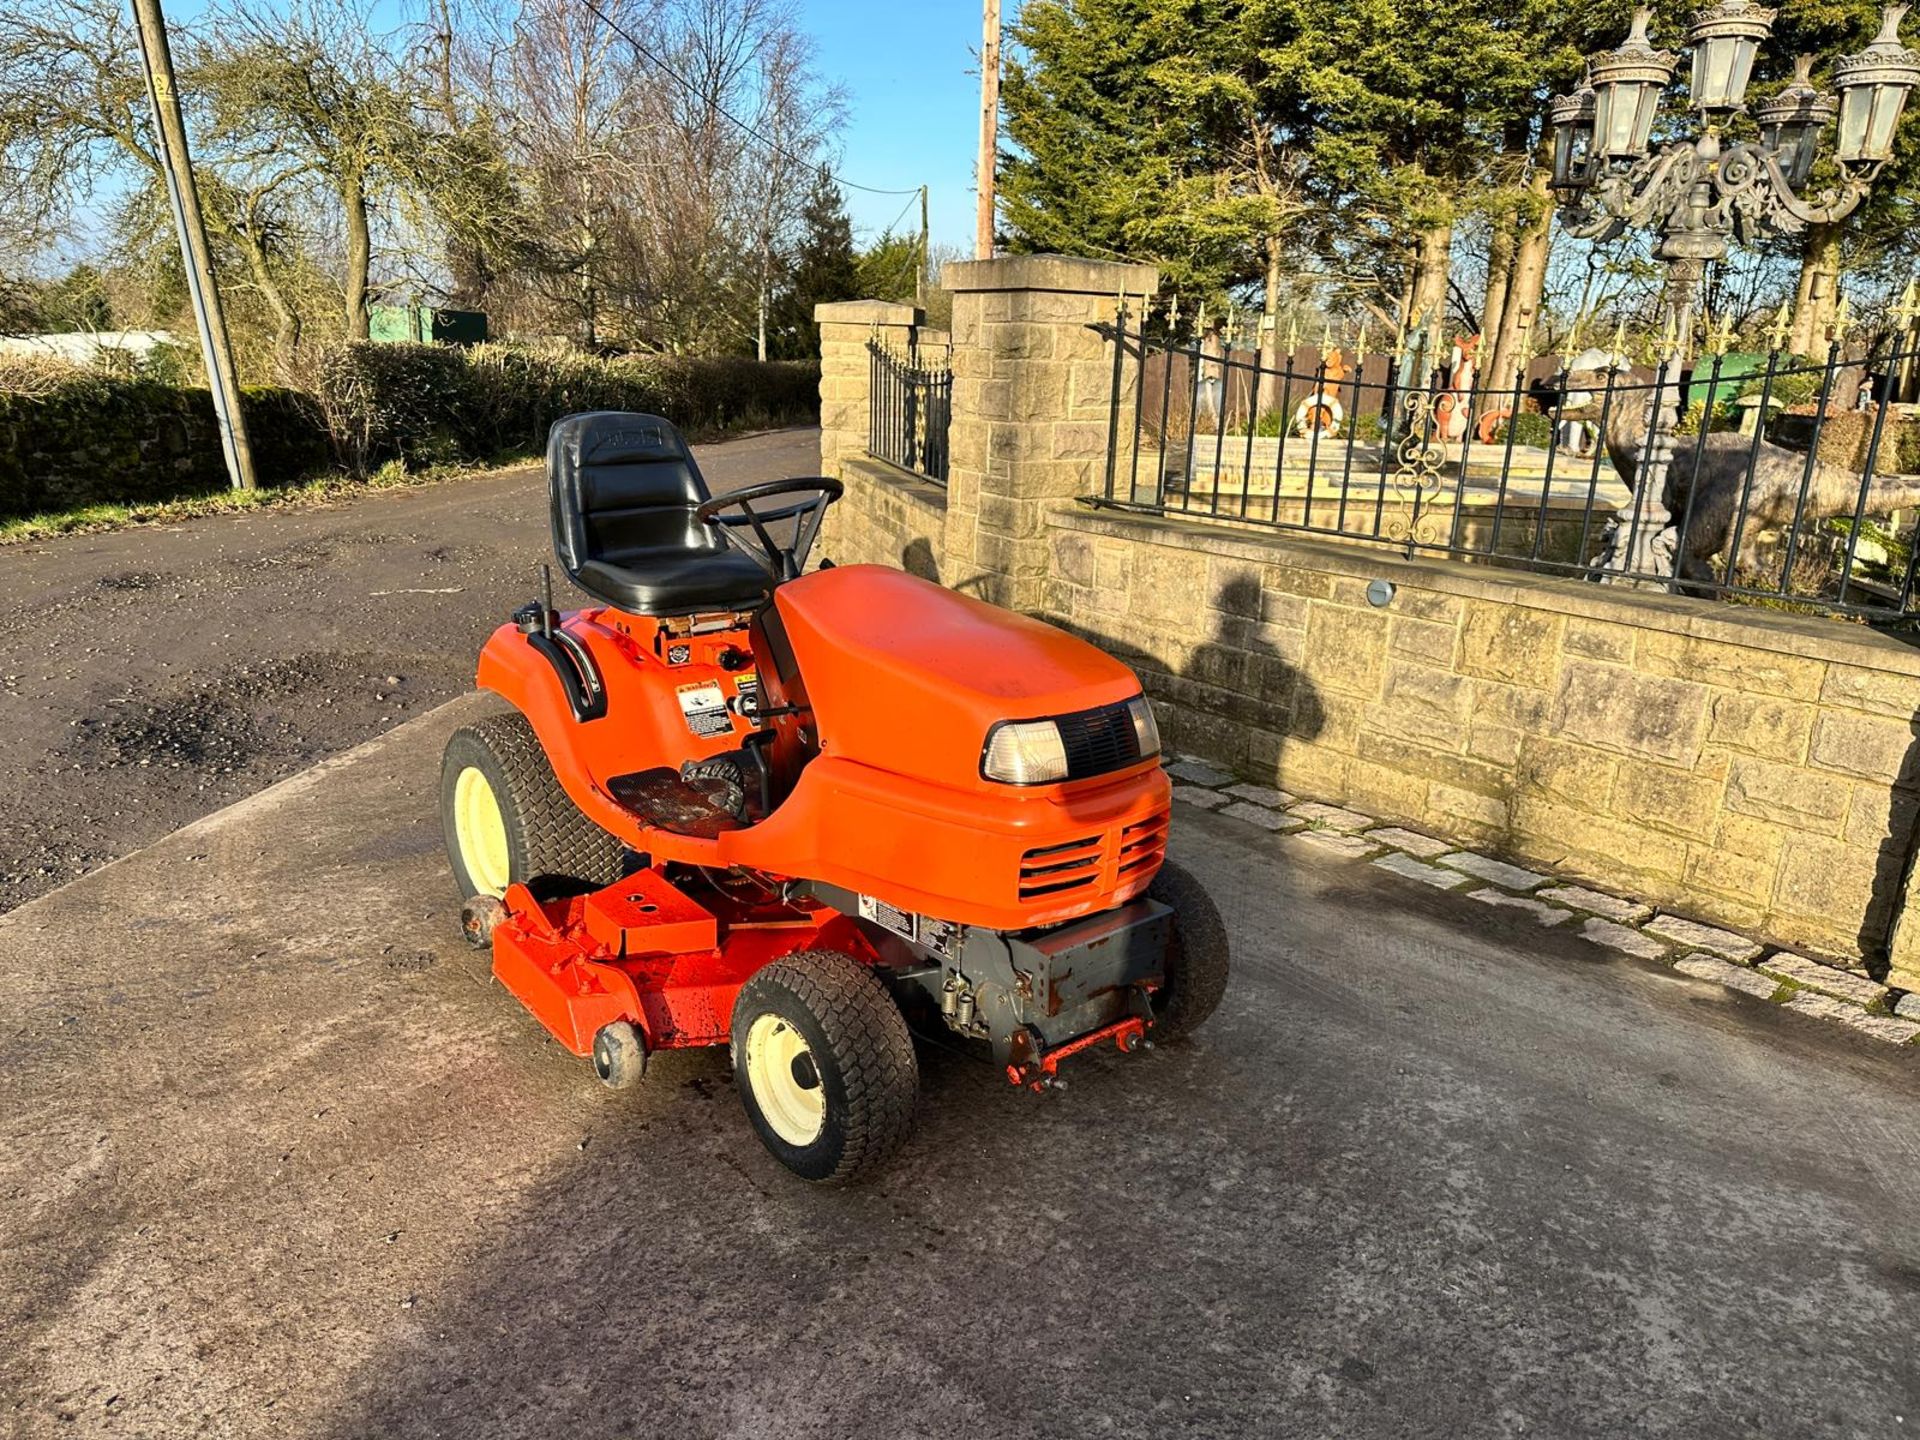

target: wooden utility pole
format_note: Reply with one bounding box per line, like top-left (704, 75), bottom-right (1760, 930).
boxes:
top-left (130, 0), bottom-right (257, 491)
top-left (917, 185), bottom-right (930, 304)
top-left (975, 0), bottom-right (1001, 259)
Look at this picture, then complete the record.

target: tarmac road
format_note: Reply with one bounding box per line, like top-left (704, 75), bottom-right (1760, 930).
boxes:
top-left (0, 428), bottom-right (816, 915)
top-left (1, 696), bottom-right (1916, 1439)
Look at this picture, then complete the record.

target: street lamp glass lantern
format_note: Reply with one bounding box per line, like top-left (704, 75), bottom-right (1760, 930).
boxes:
top-left (1833, 4), bottom-right (1920, 164)
top-left (1754, 55), bottom-right (1836, 186)
top-left (1550, 84), bottom-right (1597, 188)
top-left (1587, 9), bottom-right (1679, 160)
top-left (1688, 0), bottom-right (1776, 113)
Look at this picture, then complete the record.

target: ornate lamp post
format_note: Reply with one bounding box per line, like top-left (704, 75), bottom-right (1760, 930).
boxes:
top-left (1547, 3), bottom-right (1920, 581)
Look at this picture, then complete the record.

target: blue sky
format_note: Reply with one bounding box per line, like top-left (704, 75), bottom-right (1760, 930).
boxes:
top-left (801, 1), bottom-right (984, 251)
top-left (151, 0), bottom-right (986, 252)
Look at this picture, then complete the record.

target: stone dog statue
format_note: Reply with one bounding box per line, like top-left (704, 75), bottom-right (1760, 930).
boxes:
top-left (1558, 357), bottom-right (1920, 591)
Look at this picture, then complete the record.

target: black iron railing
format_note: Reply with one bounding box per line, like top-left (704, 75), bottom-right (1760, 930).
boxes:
top-left (1088, 311), bottom-right (1920, 621)
top-left (868, 338), bottom-right (952, 485)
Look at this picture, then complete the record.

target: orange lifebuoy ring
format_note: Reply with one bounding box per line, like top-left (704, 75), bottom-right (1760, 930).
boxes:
top-left (1291, 393), bottom-right (1345, 436)
top-left (1476, 407), bottom-right (1513, 445)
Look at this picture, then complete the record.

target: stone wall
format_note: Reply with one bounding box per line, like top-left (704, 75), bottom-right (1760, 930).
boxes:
top-left (1046, 504), bottom-right (1920, 982)
top-left (816, 254), bottom-right (1920, 991)
top-left (813, 257), bottom-right (1156, 603)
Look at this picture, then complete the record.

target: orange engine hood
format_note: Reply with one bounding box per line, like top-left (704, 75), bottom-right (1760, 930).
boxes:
top-left (774, 565), bottom-right (1145, 792)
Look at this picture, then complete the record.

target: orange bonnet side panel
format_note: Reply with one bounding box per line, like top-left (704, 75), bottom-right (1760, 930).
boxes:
top-left (770, 565), bottom-right (1142, 794)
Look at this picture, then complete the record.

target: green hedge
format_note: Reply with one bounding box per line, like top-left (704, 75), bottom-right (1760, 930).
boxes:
top-left (314, 343), bottom-right (822, 473)
top-left (0, 345), bottom-right (823, 518)
top-left (0, 380), bottom-right (329, 520)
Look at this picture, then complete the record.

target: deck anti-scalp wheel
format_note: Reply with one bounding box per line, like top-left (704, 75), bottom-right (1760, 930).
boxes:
top-left (591, 1021), bottom-right (648, 1089)
top-left (730, 948), bottom-right (918, 1184)
top-left (1146, 860), bottom-right (1231, 1042)
top-left (440, 710), bottom-right (625, 903)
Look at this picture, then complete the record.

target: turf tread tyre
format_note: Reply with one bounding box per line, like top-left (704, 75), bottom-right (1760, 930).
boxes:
top-left (441, 710), bottom-right (625, 899)
top-left (731, 949), bottom-right (917, 1184)
top-left (1147, 860), bottom-right (1230, 1042)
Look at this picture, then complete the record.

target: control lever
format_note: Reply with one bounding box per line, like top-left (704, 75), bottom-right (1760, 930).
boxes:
top-left (729, 692), bottom-right (805, 721)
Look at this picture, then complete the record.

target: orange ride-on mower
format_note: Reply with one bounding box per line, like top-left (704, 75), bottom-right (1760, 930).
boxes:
top-left (439, 412), bottom-right (1230, 1183)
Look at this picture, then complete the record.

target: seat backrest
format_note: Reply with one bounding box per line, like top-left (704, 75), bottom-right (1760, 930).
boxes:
top-left (548, 411), bottom-right (722, 574)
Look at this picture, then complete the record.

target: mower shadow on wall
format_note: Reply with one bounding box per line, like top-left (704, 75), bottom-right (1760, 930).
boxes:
top-left (905, 542), bottom-right (1324, 787)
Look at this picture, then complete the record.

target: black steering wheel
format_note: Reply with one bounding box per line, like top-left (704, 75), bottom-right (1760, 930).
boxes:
top-left (695, 476), bottom-right (844, 583)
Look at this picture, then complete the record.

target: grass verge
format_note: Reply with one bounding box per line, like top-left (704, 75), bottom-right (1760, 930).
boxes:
top-left (0, 452), bottom-right (536, 546)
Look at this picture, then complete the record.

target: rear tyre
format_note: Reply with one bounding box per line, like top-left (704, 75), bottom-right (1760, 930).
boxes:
top-left (730, 949), bottom-right (918, 1184)
top-left (440, 710), bottom-right (625, 902)
top-left (1146, 860), bottom-right (1230, 1042)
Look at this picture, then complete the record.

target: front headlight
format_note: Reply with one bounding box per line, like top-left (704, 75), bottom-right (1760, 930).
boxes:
top-left (981, 719), bottom-right (1069, 784)
top-left (982, 694), bottom-right (1160, 784)
top-left (1127, 694), bottom-right (1161, 758)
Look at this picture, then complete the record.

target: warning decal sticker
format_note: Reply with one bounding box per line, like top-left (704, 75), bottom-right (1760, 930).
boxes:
top-left (676, 682), bottom-right (732, 738)
top-left (858, 894), bottom-right (917, 941)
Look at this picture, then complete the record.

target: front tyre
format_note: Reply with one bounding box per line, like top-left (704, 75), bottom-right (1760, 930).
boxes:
top-left (440, 710), bottom-right (625, 902)
top-left (730, 949), bottom-right (918, 1184)
top-left (1146, 860), bottom-right (1231, 1042)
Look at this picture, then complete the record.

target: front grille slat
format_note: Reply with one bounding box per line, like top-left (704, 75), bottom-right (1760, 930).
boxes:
top-left (1052, 700), bottom-right (1144, 782)
top-left (1016, 802), bottom-right (1171, 902)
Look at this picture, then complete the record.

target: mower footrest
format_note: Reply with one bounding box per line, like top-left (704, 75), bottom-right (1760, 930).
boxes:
top-left (606, 767), bottom-right (744, 838)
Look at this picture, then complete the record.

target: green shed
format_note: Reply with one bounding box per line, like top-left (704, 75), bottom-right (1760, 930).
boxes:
top-left (369, 305), bottom-right (488, 346)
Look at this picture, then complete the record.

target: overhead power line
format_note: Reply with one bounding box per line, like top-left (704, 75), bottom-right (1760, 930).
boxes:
top-left (573, 0), bottom-right (923, 198)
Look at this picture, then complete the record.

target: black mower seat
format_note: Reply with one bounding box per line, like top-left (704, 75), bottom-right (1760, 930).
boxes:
top-left (548, 411), bottom-right (770, 616)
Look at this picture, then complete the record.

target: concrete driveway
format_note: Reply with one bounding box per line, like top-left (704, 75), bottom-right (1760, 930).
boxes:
top-left (2, 696), bottom-right (1917, 1439)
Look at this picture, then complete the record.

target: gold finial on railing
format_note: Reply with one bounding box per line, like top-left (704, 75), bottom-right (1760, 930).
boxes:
top-left (1286, 315), bottom-right (1299, 354)
top-left (1167, 294), bottom-right (1181, 328)
top-left (1895, 280), bottom-right (1920, 331)
top-left (1320, 319), bottom-right (1334, 352)
top-left (1656, 310), bottom-right (1680, 363)
top-left (1356, 319), bottom-right (1370, 365)
top-left (1702, 312), bottom-right (1736, 356)
top-left (1830, 294), bottom-right (1853, 343)
top-left (1766, 299), bottom-right (1794, 352)
top-left (1609, 316), bottom-right (1628, 364)
top-left (1559, 311), bottom-right (1586, 372)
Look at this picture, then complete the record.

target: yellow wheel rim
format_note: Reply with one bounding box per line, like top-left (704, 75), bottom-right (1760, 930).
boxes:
top-left (745, 1013), bottom-right (826, 1146)
top-left (453, 766), bottom-right (510, 897)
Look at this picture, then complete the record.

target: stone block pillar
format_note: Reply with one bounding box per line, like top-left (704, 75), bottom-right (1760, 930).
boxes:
top-left (940, 254), bottom-right (1159, 610)
top-left (814, 299), bottom-right (921, 482)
